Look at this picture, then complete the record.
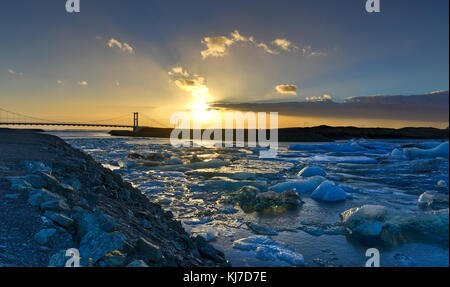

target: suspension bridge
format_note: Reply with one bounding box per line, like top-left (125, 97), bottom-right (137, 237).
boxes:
top-left (0, 108), bottom-right (169, 132)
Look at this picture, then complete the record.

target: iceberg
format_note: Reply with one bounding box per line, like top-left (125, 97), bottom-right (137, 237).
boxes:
top-left (270, 176), bottom-right (325, 194)
top-left (233, 235), bottom-right (304, 266)
top-left (403, 141), bottom-right (449, 160)
top-left (311, 181), bottom-right (347, 202)
top-left (297, 166), bottom-right (327, 177)
top-left (341, 205), bottom-right (449, 243)
top-left (306, 155), bottom-right (377, 164)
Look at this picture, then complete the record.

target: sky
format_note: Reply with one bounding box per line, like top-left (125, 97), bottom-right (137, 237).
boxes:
top-left (0, 0), bottom-right (448, 128)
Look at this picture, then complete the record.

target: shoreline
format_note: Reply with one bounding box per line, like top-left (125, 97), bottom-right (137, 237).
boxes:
top-left (0, 129), bottom-right (227, 267)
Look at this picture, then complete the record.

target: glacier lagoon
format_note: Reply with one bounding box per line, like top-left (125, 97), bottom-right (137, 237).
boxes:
top-left (49, 131), bottom-right (449, 267)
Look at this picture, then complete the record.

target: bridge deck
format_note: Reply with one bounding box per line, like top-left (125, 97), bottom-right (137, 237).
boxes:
top-left (0, 123), bottom-right (133, 128)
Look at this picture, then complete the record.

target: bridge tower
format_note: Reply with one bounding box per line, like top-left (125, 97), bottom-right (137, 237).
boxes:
top-left (133, 112), bottom-right (139, 132)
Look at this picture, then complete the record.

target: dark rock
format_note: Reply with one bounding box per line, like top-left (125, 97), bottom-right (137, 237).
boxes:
top-left (40, 199), bottom-right (70, 212)
top-left (101, 250), bottom-right (127, 267)
top-left (28, 189), bottom-right (63, 207)
top-left (194, 236), bottom-right (225, 264)
top-left (80, 230), bottom-right (127, 265)
top-left (34, 228), bottom-right (57, 245)
top-left (137, 237), bottom-right (164, 263)
top-left (23, 174), bottom-right (47, 189)
top-left (44, 211), bottom-right (74, 228)
top-left (127, 259), bottom-right (149, 267)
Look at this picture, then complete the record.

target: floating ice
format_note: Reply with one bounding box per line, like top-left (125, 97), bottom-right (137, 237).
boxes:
top-left (418, 192), bottom-right (449, 210)
top-left (297, 166), bottom-right (327, 177)
top-left (437, 180), bottom-right (448, 188)
top-left (289, 141), bottom-right (365, 152)
top-left (270, 176), bottom-right (325, 194)
top-left (341, 205), bottom-right (450, 242)
top-left (165, 158), bottom-right (183, 165)
top-left (311, 180), bottom-right (347, 202)
top-left (183, 159), bottom-right (229, 169)
top-left (340, 205), bottom-right (388, 237)
top-left (233, 235), bottom-right (304, 266)
top-left (306, 155), bottom-right (377, 164)
top-left (403, 141), bottom-right (449, 160)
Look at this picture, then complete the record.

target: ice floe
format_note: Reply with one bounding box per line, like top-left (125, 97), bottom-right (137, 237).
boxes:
top-left (403, 141), bottom-right (449, 160)
top-left (233, 235), bottom-right (304, 266)
top-left (297, 166), bottom-right (327, 177)
top-left (311, 180), bottom-right (347, 202)
top-left (270, 176), bottom-right (325, 194)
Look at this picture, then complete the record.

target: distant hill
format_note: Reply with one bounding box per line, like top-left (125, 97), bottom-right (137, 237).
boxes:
top-left (110, 126), bottom-right (449, 142)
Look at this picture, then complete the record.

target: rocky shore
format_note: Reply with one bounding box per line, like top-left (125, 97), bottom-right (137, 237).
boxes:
top-left (0, 129), bottom-right (227, 267)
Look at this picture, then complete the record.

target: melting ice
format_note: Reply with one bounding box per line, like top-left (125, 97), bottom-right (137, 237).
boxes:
top-left (62, 133), bottom-right (449, 267)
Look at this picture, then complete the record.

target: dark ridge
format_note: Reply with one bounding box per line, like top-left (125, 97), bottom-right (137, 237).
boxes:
top-left (109, 126), bottom-right (449, 142)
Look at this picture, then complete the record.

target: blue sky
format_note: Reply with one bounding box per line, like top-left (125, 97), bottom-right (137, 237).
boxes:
top-left (0, 0), bottom-right (448, 126)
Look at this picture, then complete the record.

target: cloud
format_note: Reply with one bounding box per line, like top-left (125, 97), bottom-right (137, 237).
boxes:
top-left (168, 66), bottom-right (190, 77)
top-left (77, 81), bottom-right (88, 86)
top-left (108, 38), bottom-right (135, 54)
top-left (200, 30), bottom-right (325, 59)
top-left (272, 38), bottom-right (298, 52)
top-left (275, 84), bottom-right (297, 95)
top-left (201, 36), bottom-right (235, 58)
top-left (8, 68), bottom-right (22, 75)
top-left (168, 66), bottom-right (209, 97)
top-left (201, 30), bottom-right (303, 59)
top-left (306, 94), bottom-right (332, 102)
top-left (302, 45), bottom-right (327, 57)
top-left (211, 91), bottom-right (450, 123)
top-left (256, 42), bottom-right (279, 55)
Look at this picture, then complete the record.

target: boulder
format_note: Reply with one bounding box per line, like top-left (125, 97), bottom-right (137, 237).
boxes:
top-left (44, 211), bottom-right (74, 228)
top-left (23, 174), bottom-right (47, 189)
top-left (72, 211), bottom-right (116, 238)
top-left (6, 177), bottom-right (32, 192)
top-left (48, 250), bottom-right (68, 267)
top-left (80, 230), bottom-right (128, 265)
top-left (102, 250), bottom-right (127, 267)
top-left (136, 238), bottom-right (164, 263)
top-left (28, 189), bottom-right (63, 207)
top-left (194, 236), bottom-right (225, 263)
top-left (234, 186), bottom-right (261, 212)
top-left (127, 260), bottom-right (149, 267)
top-left (311, 181), bottom-right (347, 202)
top-left (254, 190), bottom-right (303, 213)
top-left (34, 228), bottom-right (57, 245)
top-left (40, 199), bottom-right (70, 212)
top-left (234, 186), bottom-right (303, 213)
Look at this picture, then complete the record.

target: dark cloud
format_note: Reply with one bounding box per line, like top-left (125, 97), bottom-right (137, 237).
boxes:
top-left (275, 84), bottom-right (297, 95)
top-left (211, 91), bottom-right (449, 123)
